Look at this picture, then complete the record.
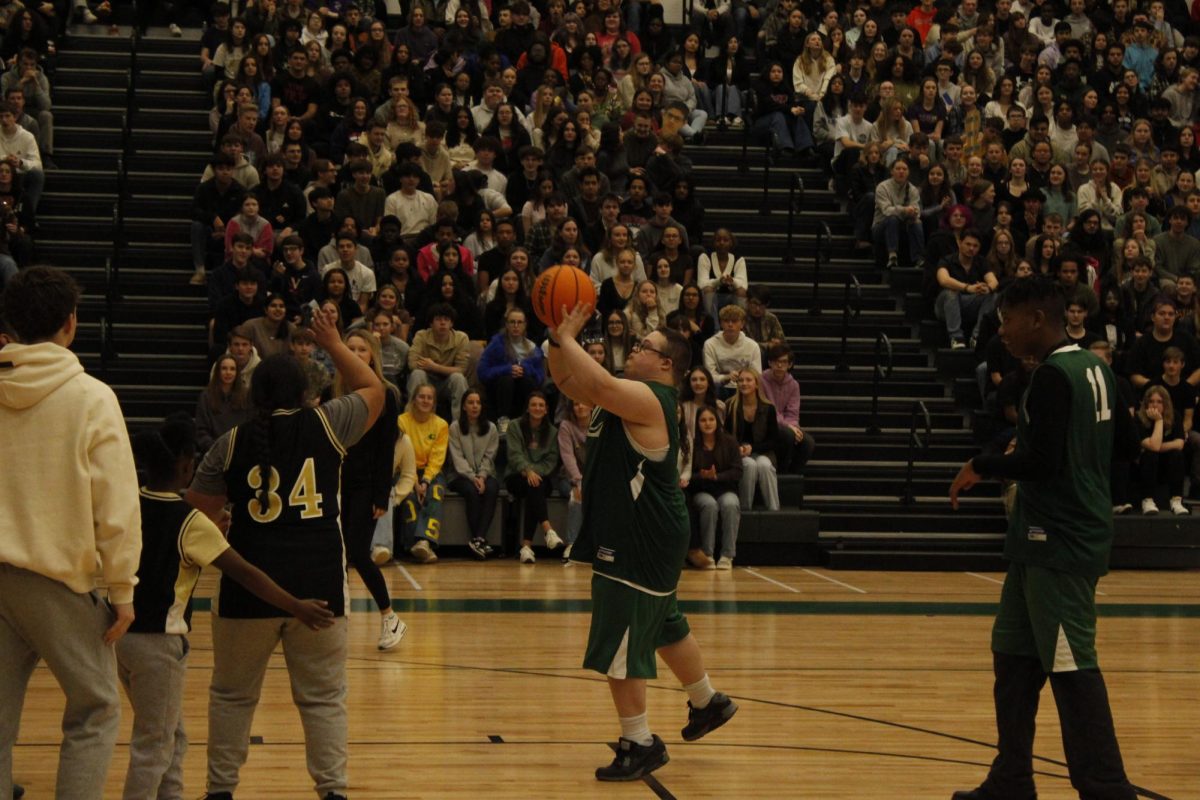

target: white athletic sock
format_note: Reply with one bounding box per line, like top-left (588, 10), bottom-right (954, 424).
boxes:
top-left (618, 712), bottom-right (654, 746)
top-left (684, 675), bottom-right (716, 709)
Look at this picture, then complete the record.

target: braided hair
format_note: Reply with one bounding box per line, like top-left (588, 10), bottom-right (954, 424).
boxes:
top-left (130, 413), bottom-right (197, 490)
top-left (248, 355), bottom-right (309, 511)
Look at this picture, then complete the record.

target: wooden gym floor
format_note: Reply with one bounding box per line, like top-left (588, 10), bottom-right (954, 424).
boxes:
top-left (11, 564), bottom-right (1199, 799)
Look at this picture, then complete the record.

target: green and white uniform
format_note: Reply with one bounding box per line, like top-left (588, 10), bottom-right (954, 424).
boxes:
top-left (975, 344), bottom-right (1131, 673)
top-left (572, 381), bottom-right (692, 679)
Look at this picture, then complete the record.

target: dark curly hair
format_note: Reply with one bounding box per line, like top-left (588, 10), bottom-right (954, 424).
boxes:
top-left (0, 265), bottom-right (80, 343)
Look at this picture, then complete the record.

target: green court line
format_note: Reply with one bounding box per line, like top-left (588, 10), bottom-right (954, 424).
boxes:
top-left (189, 598), bottom-right (1200, 618)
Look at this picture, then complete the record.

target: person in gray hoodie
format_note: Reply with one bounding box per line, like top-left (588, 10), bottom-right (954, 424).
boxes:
top-left (446, 389), bottom-right (501, 560)
top-left (871, 157), bottom-right (925, 269)
top-left (661, 53), bottom-right (709, 141)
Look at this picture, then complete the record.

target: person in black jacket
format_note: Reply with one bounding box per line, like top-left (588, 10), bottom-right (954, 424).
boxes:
top-left (705, 35), bottom-right (751, 126)
top-left (750, 60), bottom-right (814, 157)
top-left (335, 329), bottom-right (406, 651)
top-left (849, 141), bottom-right (887, 248)
top-left (688, 406), bottom-right (743, 570)
top-left (253, 154), bottom-right (307, 247)
top-left (191, 153), bottom-right (247, 285)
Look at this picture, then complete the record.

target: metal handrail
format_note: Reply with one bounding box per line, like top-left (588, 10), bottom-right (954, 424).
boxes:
top-left (901, 400), bottom-right (932, 505)
top-left (782, 174), bottom-right (804, 265)
top-left (809, 220), bottom-right (831, 315)
top-left (834, 274), bottom-right (861, 372)
top-left (738, 90), bottom-right (756, 175)
top-left (866, 332), bottom-right (893, 435)
top-left (758, 138), bottom-right (773, 215)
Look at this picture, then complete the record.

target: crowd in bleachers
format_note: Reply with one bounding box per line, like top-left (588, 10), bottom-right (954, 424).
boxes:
top-left (836, 0), bottom-right (1200, 519)
top-left (0, 4), bottom-right (57, 289)
top-left (187, 0), bottom-right (821, 576)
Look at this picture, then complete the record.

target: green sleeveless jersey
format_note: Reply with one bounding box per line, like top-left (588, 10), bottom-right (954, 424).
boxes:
top-left (1008, 345), bottom-right (1116, 578)
top-left (573, 381), bottom-right (690, 594)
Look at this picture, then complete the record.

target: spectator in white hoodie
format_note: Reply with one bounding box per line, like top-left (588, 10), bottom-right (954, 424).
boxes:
top-left (0, 266), bottom-right (142, 800)
top-left (0, 100), bottom-right (42, 219)
top-left (702, 304), bottom-right (762, 398)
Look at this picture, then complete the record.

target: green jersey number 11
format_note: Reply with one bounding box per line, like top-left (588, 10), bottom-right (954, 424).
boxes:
top-left (1085, 365), bottom-right (1112, 423)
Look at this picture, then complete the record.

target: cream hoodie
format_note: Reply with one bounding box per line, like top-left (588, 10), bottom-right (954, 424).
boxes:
top-left (0, 342), bottom-right (141, 603)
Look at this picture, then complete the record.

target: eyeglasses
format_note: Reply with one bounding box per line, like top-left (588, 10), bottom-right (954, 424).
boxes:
top-left (630, 339), bottom-right (669, 359)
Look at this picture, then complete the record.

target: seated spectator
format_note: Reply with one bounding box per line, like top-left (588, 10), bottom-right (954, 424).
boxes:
top-left (316, 217), bottom-right (374, 272)
top-left (397, 382), bottom-right (450, 563)
top-left (1120, 257), bottom-right (1160, 335)
top-left (384, 161), bottom-right (438, 242)
top-left (1127, 299), bottom-right (1200, 391)
top-left (761, 344), bottom-right (814, 473)
top-left (696, 227), bottom-right (748, 316)
top-left (555, 397), bottom-right (593, 561)
top-left (724, 369), bottom-right (781, 510)
top-left (477, 307), bottom-right (545, 426)
top-left (366, 308), bottom-right (409, 387)
top-left (202, 133), bottom-right (259, 189)
top-left (1, 50), bottom-right (54, 168)
top-left (269, 234), bottom-right (321, 323)
top-left (322, 232), bottom-right (376, 314)
top-left (314, 266), bottom-right (363, 328)
top-left (407, 302), bottom-right (470, 420)
top-left (651, 256), bottom-right (682, 316)
top-left (751, 60), bottom-right (813, 157)
top-left (1065, 299), bottom-right (1101, 349)
top-left (194, 354), bottom-right (251, 454)
top-left (1149, 345), bottom-right (1200, 493)
top-left (416, 217), bottom-right (477, 283)
top-left (505, 391), bottom-right (562, 564)
top-left (601, 308), bottom-right (633, 374)
top-left (191, 153), bottom-right (246, 285)
top-left (1054, 251), bottom-right (1099, 320)
top-left (625, 279), bottom-right (662, 338)
top-left (223, 194), bottom-right (274, 264)
top-left (681, 365), bottom-right (727, 444)
top-left (0, 101), bottom-right (40, 219)
top-left (334, 160), bottom-right (386, 238)
top-left (934, 229), bottom-right (997, 349)
top-left (241, 292), bottom-right (295, 358)
top-left (637, 192), bottom-right (692, 257)
top-left (744, 285), bottom-right (785, 356)
top-left (299, 186), bottom-right (339, 257)
top-left (704, 303), bottom-right (761, 396)
top-left (254, 154), bottom-right (306, 242)
top-left (872, 157), bottom-right (924, 269)
top-left (688, 405), bottom-right (743, 570)
top-left (1136, 386), bottom-right (1189, 515)
top-left (646, 222), bottom-right (691, 285)
top-left (208, 231), bottom-right (266, 311)
top-left (596, 245), bottom-right (639, 317)
top-left (1152, 206), bottom-right (1200, 289)
top-left (211, 276), bottom-right (266, 359)
top-left (446, 390), bottom-right (501, 561)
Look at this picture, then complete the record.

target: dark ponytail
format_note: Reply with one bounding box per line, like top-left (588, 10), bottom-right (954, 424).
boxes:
top-left (248, 355), bottom-right (309, 511)
top-left (131, 412), bottom-right (197, 489)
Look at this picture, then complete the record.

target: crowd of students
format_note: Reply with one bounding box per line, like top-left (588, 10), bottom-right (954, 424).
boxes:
top-left (188, 0), bottom-right (819, 583)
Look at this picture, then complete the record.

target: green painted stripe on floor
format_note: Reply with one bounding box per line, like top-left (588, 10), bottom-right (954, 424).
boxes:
top-left (188, 598), bottom-right (1200, 618)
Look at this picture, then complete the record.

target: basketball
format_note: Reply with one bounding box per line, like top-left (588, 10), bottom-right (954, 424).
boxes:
top-left (531, 265), bottom-right (597, 329)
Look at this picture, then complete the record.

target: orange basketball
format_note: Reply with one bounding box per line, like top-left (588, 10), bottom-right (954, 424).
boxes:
top-left (531, 265), bottom-right (597, 329)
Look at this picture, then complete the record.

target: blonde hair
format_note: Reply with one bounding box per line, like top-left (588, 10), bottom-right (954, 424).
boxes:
top-left (333, 329), bottom-right (385, 398)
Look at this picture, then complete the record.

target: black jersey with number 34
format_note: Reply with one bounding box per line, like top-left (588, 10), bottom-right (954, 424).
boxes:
top-left (220, 407), bottom-right (349, 618)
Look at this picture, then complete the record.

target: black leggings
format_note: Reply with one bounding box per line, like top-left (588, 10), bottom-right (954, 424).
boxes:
top-left (448, 475), bottom-right (500, 539)
top-left (341, 485), bottom-right (391, 613)
top-left (504, 473), bottom-right (551, 543)
top-left (1138, 449), bottom-right (1185, 500)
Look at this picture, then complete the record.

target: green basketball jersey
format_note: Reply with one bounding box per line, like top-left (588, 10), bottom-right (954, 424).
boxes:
top-left (1007, 345), bottom-right (1116, 578)
top-left (573, 381), bottom-right (690, 594)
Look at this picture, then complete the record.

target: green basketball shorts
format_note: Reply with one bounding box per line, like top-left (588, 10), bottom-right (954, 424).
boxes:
top-left (991, 562), bottom-right (1100, 673)
top-left (583, 573), bottom-right (691, 680)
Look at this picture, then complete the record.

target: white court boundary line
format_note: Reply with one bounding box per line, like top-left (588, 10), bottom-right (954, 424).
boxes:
top-left (801, 568), bottom-right (868, 594)
top-left (966, 571), bottom-right (1004, 585)
top-left (395, 563), bottom-right (423, 591)
top-left (741, 567), bottom-right (802, 593)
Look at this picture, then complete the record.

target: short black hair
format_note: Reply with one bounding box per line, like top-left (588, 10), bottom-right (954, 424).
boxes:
top-left (427, 302), bottom-right (457, 322)
top-left (999, 275), bottom-right (1066, 321)
top-left (0, 265), bottom-right (80, 343)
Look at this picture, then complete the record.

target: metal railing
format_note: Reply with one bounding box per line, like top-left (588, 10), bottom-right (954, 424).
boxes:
top-left (808, 220), bottom-right (832, 315)
top-left (866, 332), bottom-right (893, 435)
top-left (834, 274), bottom-right (861, 372)
top-left (901, 401), bottom-right (932, 505)
top-left (758, 140), bottom-right (773, 215)
top-left (738, 90), bottom-right (756, 175)
top-left (782, 174), bottom-right (804, 265)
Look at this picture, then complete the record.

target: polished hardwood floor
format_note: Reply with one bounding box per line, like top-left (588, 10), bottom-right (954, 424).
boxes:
top-left (12, 564), bottom-right (1200, 798)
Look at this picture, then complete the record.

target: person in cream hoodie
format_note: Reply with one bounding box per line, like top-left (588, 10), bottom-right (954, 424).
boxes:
top-left (0, 266), bottom-right (141, 800)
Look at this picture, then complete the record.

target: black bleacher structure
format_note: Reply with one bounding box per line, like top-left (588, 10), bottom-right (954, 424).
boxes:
top-left (50, 27), bottom-right (1200, 570)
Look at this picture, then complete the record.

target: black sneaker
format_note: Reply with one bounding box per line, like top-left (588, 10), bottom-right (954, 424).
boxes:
top-left (14, 785), bottom-right (25, 799)
top-left (950, 789), bottom-right (1032, 800)
top-left (203, 794), bottom-right (233, 800)
top-left (681, 692), bottom-right (738, 741)
top-left (324, 794), bottom-right (348, 800)
top-left (467, 537), bottom-right (489, 560)
top-left (595, 735), bottom-right (669, 781)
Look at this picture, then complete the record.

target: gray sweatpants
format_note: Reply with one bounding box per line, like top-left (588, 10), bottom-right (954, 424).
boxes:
top-left (207, 616), bottom-right (348, 798)
top-left (115, 633), bottom-right (189, 800)
top-left (0, 563), bottom-right (121, 800)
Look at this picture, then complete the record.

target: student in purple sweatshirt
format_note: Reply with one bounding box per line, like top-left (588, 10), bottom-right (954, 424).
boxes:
top-left (759, 344), bottom-right (814, 474)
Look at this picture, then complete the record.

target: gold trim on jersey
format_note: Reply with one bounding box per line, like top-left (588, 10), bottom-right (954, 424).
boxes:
top-left (223, 427), bottom-right (238, 472)
top-left (315, 406), bottom-right (348, 456)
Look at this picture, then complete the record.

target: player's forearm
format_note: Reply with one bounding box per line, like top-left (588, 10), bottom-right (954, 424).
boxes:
top-left (213, 549), bottom-right (305, 618)
top-left (549, 336), bottom-right (609, 405)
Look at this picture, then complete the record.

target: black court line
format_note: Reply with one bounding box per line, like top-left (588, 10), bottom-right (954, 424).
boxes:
top-left (173, 645), bottom-right (1178, 800)
top-left (488, 735), bottom-right (504, 743)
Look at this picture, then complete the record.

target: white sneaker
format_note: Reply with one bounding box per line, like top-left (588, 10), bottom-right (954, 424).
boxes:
top-left (371, 546), bottom-right (391, 565)
top-left (1170, 497), bottom-right (1190, 515)
top-left (716, 556), bottom-right (733, 570)
top-left (377, 612), bottom-right (407, 650)
top-left (730, 117), bottom-right (744, 129)
top-left (410, 540), bottom-right (437, 563)
top-left (1112, 503), bottom-right (1133, 515)
top-left (561, 543), bottom-right (573, 562)
top-left (1142, 498), bottom-right (1160, 515)
top-left (169, 22), bottom-right (182, 36)
top-left (189, 267), bottom-right (207, 285)
top-left (80, 8), bottom-right (99, 23)
top-left (519, 545), bottom-right (536, 564)
top-left (543, 528), bottom-right (563, 550)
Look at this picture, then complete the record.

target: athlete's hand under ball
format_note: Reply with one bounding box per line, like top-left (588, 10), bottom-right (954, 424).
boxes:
top-left (554, 302), bottom-right (595, 344)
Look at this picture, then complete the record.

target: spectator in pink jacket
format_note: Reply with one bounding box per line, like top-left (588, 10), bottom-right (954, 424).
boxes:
top-left (759, 344), bottom-right (814, 474)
